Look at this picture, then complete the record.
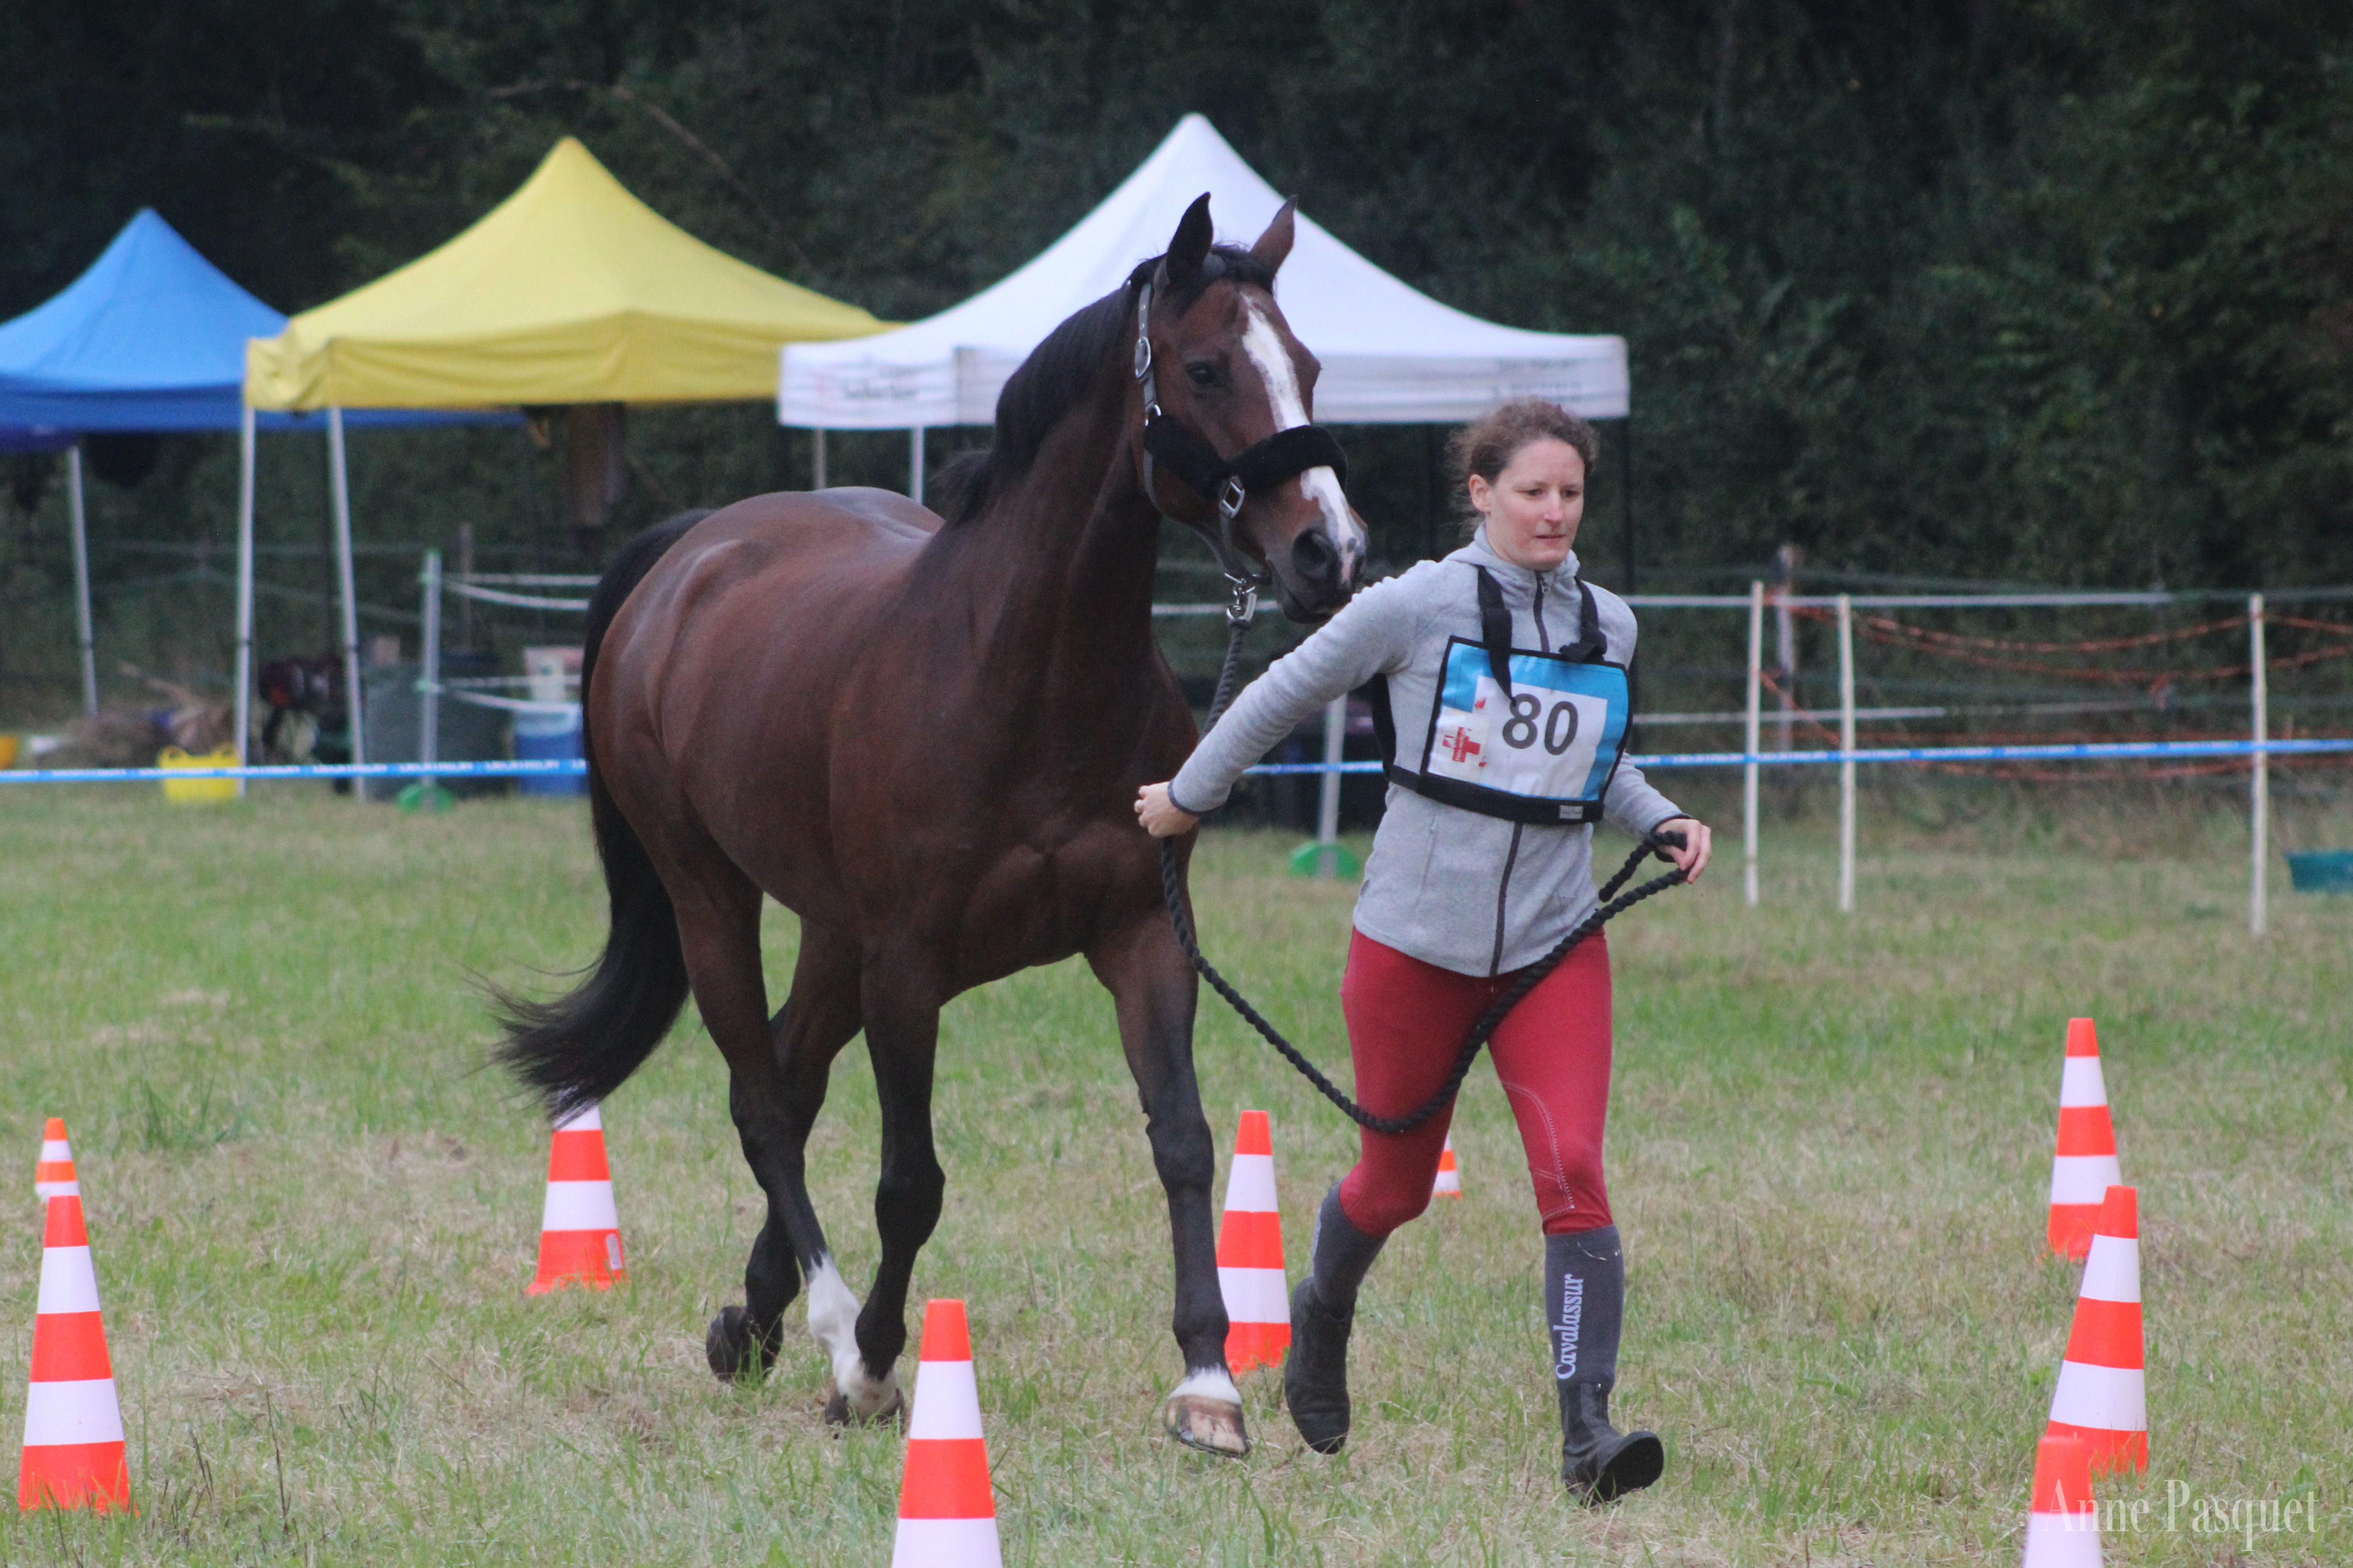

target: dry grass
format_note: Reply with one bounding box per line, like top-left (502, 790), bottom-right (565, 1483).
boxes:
top-left (0, 784), bottom-right (2345, 1565)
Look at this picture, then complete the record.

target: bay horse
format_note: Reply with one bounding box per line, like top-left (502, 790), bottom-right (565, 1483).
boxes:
top-left (497, 195), bottom-right (1364, 1456)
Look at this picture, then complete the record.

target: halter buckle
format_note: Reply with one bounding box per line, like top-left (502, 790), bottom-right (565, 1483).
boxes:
top-left (1216, 476), bottom-right (1246, 524)
top-left (1224, 575), bottom-right (1259, 627)
top-left (1132, 334), bottom-right (1152, 380)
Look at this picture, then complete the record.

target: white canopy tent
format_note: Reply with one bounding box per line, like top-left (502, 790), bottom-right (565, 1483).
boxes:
top-left (780, 114), bottom-right (1627, 497)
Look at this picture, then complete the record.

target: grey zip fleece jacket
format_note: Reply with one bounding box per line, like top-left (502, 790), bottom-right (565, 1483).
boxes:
top-left (1170, 532), bottom-right (1684, 977)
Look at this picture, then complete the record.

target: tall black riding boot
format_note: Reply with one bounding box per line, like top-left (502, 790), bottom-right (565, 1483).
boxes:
top-left (1284, 1184), bottom-right (1385, 1454)
top-left (1547, 1225), bottom-right (1665, 1503)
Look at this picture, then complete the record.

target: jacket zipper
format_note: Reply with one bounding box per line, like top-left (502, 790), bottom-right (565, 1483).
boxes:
top-left (1532, 575), bottom-right (1550, 650)
top-left (1489, 821), bottom-right (1524, 976)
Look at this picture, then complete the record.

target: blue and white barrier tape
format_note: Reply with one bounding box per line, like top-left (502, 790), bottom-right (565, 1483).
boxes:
top-left (5, 736), bottom-right (2350, 787)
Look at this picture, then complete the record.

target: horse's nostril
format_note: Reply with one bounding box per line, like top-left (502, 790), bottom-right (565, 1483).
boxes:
top-left (1290, 529), bottom-right (1340, 586)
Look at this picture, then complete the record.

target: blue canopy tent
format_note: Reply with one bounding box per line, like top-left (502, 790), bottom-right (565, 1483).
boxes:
top-left (0, 209), bottom-right (499, 769)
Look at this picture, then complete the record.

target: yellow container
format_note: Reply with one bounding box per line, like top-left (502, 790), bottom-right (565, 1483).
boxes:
top-left (0, 734), bottom-right (18, 769)
top-left (159, 744), bottom-right (239, 803)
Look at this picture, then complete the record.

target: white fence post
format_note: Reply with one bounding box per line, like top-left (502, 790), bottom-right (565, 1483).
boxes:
top-left (419, 550), bottom-right (443, 795)
top-left (1744, 579), bottom-right (1764, 908)
top-left (1315, 695), bottom-right (1346, 879)
top-left (910, 427), bottom-right (925, 503)
top-left (2250, 593), bottom-right (2268, 937)
top-left (234, 404), bottom-right (258, 799)
top-left (1837, 593), bottom-right (1857, 915)
top-left (328, 405), bottom-right (367, 779)
top-left (812, 428), bottom-right (828, 489)
top-left (67, 444), bottom-right (97, 717)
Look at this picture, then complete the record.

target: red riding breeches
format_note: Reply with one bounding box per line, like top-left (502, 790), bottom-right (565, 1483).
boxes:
top-left (1334, 929), bottom-right (1614, 1238)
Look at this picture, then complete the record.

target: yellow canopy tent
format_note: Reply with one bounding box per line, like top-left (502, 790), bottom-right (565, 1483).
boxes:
top-left (246, 136), bottom-right (886, 407)
top-left (233, 137), bottom-right (888, 780)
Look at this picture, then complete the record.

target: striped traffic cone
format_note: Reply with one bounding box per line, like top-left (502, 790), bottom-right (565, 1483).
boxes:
top-left (891, 1299), bottom-right (1001, 1568)
top-left (526, 1103), bottom-right (625, 1295)
top-left (34, 1119), bottom-right (78, 1201)
top-left (2046, 1184), bottom-right (2146, 1475)
top-left (18, 1195), bottom-right (129, 1511)
top-left (2048, 1019), bottom-right (2122, 1260)
top-left (2021, 1432), bottom-right (2101, 1567)
top-left (1215, 1110), bottom-right (1288, 1373)
top-left (1432, 1133), bottom-right (1461, 1198)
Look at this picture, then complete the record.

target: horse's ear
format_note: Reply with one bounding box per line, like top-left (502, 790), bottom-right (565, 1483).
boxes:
top-left (1163, 194), bottom-right (1214, 289)
top-left (1250, 200), bottom-right (1296, 274)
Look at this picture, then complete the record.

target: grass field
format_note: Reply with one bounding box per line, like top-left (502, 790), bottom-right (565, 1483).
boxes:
top-left (0, 784), bottom-right (2345, 1566)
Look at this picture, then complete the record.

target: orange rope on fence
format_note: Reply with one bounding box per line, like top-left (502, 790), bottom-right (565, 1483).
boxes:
top-left (1778, 604), bottom-right (2353, 686)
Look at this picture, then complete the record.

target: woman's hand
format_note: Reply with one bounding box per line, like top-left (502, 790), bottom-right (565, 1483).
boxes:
top-left (1135, 782), bottom-right (1200, 839)
top-left (1653, 817), bottom-right (1713, 883)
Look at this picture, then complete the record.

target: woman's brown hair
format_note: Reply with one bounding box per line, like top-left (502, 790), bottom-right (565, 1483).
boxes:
top-left (1447, 398), bottom-right (1599, 537)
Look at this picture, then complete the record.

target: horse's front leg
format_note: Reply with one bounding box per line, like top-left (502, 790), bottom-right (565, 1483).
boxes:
top-left (1088, 905), bottom-right (1247, 1457)
top-left (843, 950), bottom-right (948, 1418)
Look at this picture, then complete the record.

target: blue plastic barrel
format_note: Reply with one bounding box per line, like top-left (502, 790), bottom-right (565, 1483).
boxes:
top-left (2286, 850), bottom-right (2353, 893)
top-left (514, 708), bottom-right (587, 797)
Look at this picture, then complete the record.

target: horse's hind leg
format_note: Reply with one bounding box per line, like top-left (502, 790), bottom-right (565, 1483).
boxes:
top-left (704, 920), bottom-right (866, 1388)
top-left (842, 950), bottom-right (948, 1415)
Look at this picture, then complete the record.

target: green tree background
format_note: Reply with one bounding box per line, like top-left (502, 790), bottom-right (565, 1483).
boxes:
top-left (2, 0), bottom-right (2348, 712)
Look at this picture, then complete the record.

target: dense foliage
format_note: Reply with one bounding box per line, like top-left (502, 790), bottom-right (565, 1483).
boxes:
top-left (2, 0), bottom-right (2349, 702)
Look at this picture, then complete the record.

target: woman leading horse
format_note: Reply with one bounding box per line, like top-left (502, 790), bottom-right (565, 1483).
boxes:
top-left (497, 195), bottom-right (1360, 1458)
top-left (1139, 399), bottom-right (1713, 1500)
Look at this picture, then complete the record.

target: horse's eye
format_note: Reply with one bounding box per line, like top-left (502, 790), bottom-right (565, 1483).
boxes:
top-left (1185, 363), bottom-right (1219, 389)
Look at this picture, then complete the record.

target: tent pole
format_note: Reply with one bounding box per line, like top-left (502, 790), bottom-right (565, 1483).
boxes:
top-left (234, 405), bottom-right (257, 798)
top-left (329, 405), bottom-right (368, 782)
top-left (812, 428), bottom-right (827, 489)
top-left (67, 443), bottom-right (97, 717)
top-left (910, 427), bottom-right (925, 503)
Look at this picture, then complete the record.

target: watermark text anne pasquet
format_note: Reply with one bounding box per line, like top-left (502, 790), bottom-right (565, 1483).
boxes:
top-left (2069, 1481), bottom-right (2326, 1552)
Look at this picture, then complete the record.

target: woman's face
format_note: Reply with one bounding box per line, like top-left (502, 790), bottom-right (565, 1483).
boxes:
top-left (1468, 437), bottom-right (1585, 572)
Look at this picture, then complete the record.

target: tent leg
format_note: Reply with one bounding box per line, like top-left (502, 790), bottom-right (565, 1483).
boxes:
top-left (329, 406), bottom-right (368, 786)
top-left (812, 428), bottom-right (827, 489)
top-left (910, 426), bottom-right (925, 503)
top-left (234, 406), bottom-right (257, 799)
top-left (2250, 593), bottom-right (2268, 938)
top-left (67, 444), bottom-right (97, 717)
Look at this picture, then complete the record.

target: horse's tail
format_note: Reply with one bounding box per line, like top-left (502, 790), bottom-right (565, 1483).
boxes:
top-left (496, 508), bottom-right (711, 1116)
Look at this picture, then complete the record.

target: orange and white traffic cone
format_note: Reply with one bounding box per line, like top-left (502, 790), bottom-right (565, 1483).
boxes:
top-left (18, 1195), bottom-right (129, 1512)
top-left (1431, 1133), bottom-right (1461, 1198)
top-left (2048, 1018), bottom-right (2122, 1259)
top-left (34, 1119), bottom-right (78, 1202)
top-left (891, 1299), bottom-right (1001, 1568)
top-left (2021, 1432), bottom-right (2102, 1567)
top-left (526, 1102), bottom-right (625, 1295)
top-left (1215, 1110), bottom-right (1288, 1373)
top-left (2047, 1184), bottom-right (2145, 1475)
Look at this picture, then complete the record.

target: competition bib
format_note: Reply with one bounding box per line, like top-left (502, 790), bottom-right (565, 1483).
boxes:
top-left (1412, 639), bottom-right (1630, 824)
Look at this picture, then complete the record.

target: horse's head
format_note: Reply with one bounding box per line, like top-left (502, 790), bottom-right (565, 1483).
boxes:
top-left (1132, 195), bottom-right (1366, 621)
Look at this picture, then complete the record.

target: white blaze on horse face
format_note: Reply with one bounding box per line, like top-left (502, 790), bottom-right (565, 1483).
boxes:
top-left (806, 1253), bottom-right (902, 1416)
top-left (1241, 297), bottom-right (1364, 573)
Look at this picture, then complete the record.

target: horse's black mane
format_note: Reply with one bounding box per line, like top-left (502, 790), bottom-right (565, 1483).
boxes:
top-left (935, 244), bottom-right (1276, 525)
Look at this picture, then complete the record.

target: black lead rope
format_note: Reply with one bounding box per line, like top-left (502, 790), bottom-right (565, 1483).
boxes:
top-left (1158, 617), bottom-right (1690, 1136)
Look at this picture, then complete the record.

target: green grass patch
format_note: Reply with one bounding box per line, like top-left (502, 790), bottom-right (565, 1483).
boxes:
top-left (0, 786), bottom-right (2345, 1564)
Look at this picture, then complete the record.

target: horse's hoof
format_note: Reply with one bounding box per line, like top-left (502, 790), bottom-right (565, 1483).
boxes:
top-left (705, 1306), bottom-right (778, 1384)
top-left (822, 1370), bottom-right (905, 1427)
top-left (1160, 1368), bottom-right (1250, 1458)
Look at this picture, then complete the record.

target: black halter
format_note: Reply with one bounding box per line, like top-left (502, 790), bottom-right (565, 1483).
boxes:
top-left (1131, 275), bottom-right (1351, 625)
